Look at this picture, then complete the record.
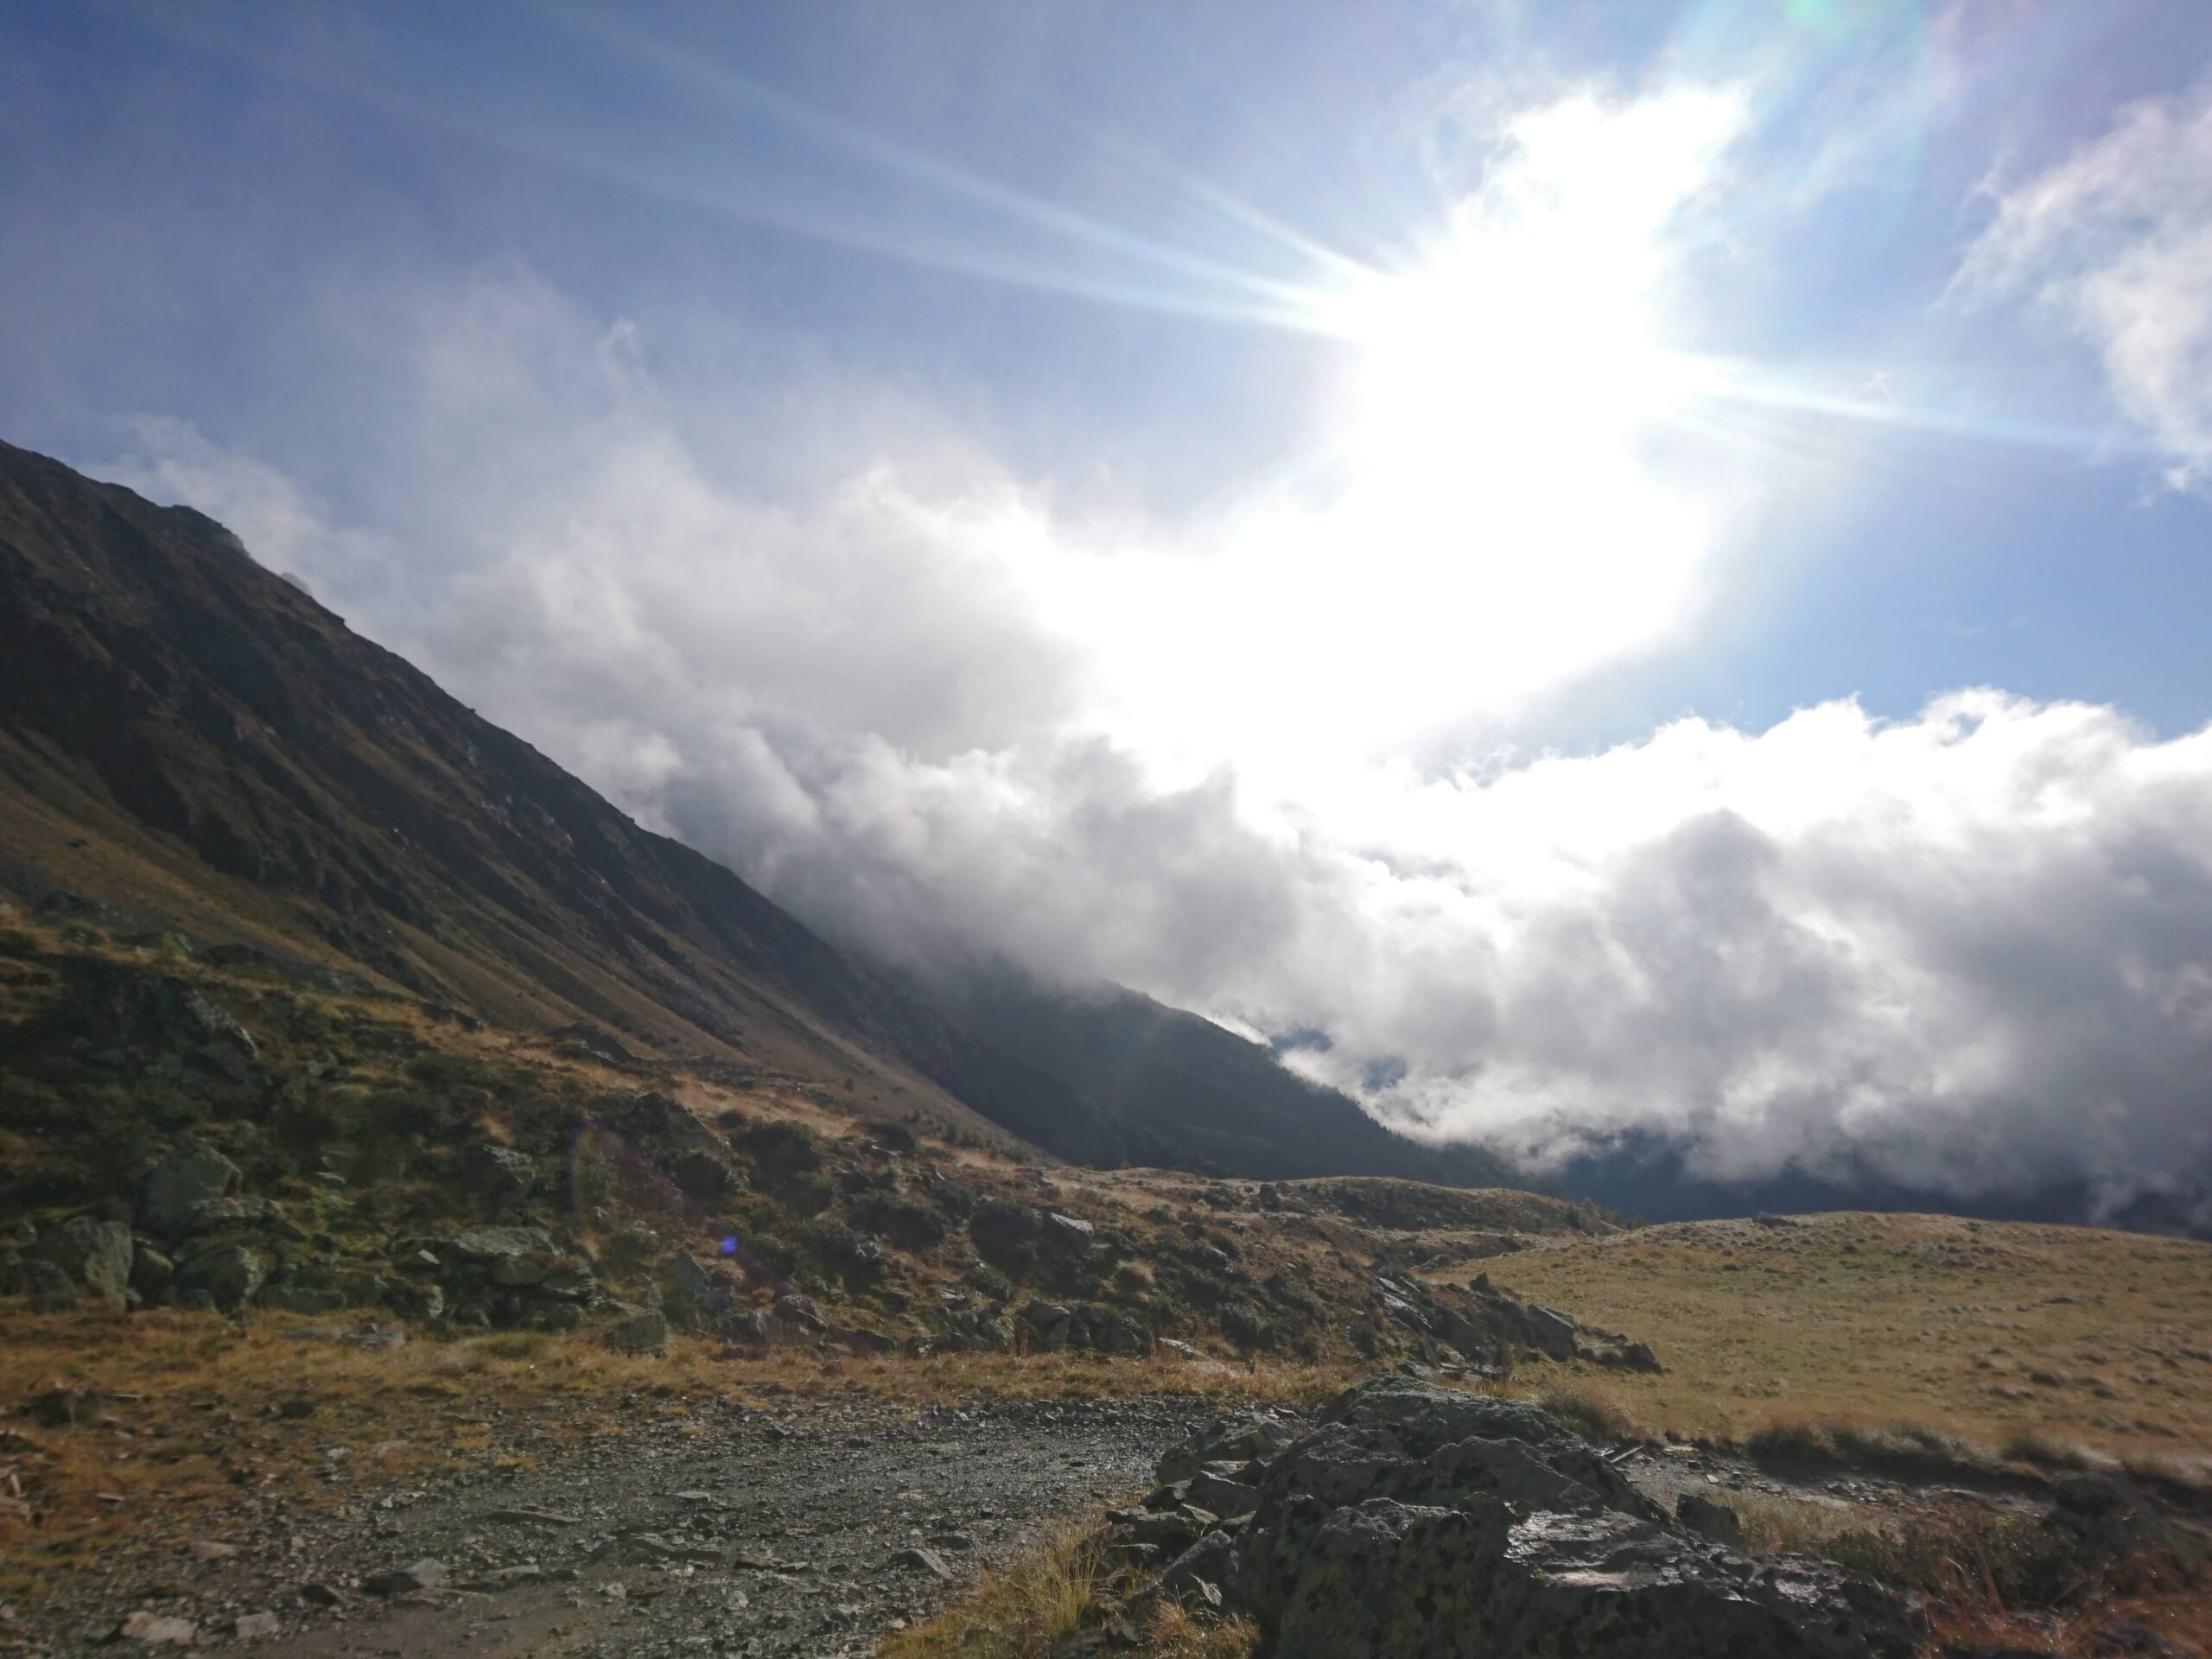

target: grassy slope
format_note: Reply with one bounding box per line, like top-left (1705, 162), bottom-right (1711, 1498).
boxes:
top-left (1442, 1211), bottom-right (2212, 1465)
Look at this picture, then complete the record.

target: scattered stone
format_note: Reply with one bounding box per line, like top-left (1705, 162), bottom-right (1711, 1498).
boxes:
top-left (482, 1506), bottom-right (580, 1527)
top-left (117, 1611), bottom-right (198, 1645)
top-left (888, 1547), bottom-right (953, 1579)
top-left (363, 1558), bottom-right (447, 1596)
top-left (187, 1540), bottom-right (239, 1561)
top-left (231, 1611), bottom-right (281, 1639)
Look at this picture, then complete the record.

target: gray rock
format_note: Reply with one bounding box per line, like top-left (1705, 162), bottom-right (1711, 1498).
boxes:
top-left (1523, 1303), bottom-right (1580, 1361)
top-left (1156, 1415), bottom-right (1297, 1485)
top-left (889, 1547), bottom-right (953, 1579)
top-left (37, 1216), bottom-right (133, 1310)
top-left (470, 1145), bottom-right (537, 1211)
top-left (660, 1252), bottom-right (739, 1333)
top-left (231, 1611), bottom-right (281, 1639)
top-left (137, 1140), bottom-right (242, 1240)
top-left (117, 1611), bottom-right (198, 1644)
top-left (447, 1226), bottom-right (556, 1262)
top-left (1225, 1375), bottom-right (1913, 1659)
top-left (1676, 1492), bottom-right (1745, 1548)
top-left (363, 1558), bottom-right (447, 1596)
top-left (603, 1308), bottom-right (671, 1354)
top-left (1185, 1470), bottom-right (1262, 1519)
top-left (174, 1243), bottom-right (267, 1312)
top-left (184, 1196), bottom-right (304, 1242)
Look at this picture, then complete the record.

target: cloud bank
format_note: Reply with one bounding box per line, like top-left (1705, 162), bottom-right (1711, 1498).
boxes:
top-left (90, 80), bottom-right (2212, 1224)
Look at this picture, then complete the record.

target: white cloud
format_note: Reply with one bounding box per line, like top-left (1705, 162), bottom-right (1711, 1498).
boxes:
top-left (1956, 78), bottom-right (2212, 487)
top-left (86, 82), bottom-right (2212, 1220)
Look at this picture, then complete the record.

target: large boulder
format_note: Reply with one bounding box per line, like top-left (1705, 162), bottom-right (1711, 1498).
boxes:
top-left (1141, 1375), bottom-right (1915, 1659)
top-left (37, 1216), bottom-right (134, 1310)
top-left (468, 1146), bottom-right (538, 1213)
top-left (175, 1243), bottom-right (268, 1312)
top-left (658, 1251), bottom-right (741, 1334)
top-left (138, 1141), bottom-right (243, 1240)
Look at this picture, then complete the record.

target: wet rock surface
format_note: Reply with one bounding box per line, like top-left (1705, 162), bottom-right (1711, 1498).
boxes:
top-left (14, 1393), bottom-right (1217, 1658)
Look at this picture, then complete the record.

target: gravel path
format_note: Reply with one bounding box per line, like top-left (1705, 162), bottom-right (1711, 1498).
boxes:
top-left (29, 1393), bottom-right (1225, 1657)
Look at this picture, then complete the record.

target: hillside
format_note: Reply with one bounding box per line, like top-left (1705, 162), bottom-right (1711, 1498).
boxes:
top-left (929, 963), bottom-right (1520, 1185)
top-left (0, 438), bottom-right (1485, 1185)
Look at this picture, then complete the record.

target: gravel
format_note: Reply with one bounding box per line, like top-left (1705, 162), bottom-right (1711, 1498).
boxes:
top-left (19, 1393), bottom-right (1229, 1657)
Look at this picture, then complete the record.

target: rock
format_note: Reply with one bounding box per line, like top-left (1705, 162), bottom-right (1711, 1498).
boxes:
top-left (231, 1611), bottom-right (282, 1639)
top-left (35, 1216), bottom-right (132, 1309)
top-left (1522, 1303), bottom-right (1580, 1361)
top-left (188, 1540), bottom-right (240, 1561)
top-left (1675, 1492), bottom-right (1745, 1548)
top-left (8, 1255), bottom-right (78, 1310)
top-left (889, 1547), bottom-right (953, 1579)
top-left (603, 1308), bottom-right (671, 1354)
top-left (137, 1140), bottom-right (241, 1240)
top-left (773, 1291), bottom-right (828, 1333)
top-left (447, 1226), bottom-right (556, 1262)
top-left (363, 1558), bottom-right (447, 1596)
top-left (1044, 1211), bottom-right (1095, 1246)
top-left (175, 1242), bottom-right (267, 1311)
top-left (130, 1244), bottom-right (175, 1301)
top-left (1156, 1415), bottom-right (1296, 1485)
top-left (1217, 1374), bottom-right (1913, 1659)
top-left (117, 1611), bottom-right (198, 1644)
top-left (469, 1145), bottom-right (537, 1211)
top-left (182, 1196), bottom-right (302, 1242)
top-left (1185, 1470), bottom-right (1262, 1519)
top-left (660, 1252), bottom-right (741, 1333)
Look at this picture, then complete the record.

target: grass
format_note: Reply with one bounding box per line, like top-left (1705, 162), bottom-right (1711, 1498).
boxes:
top-left (1438, 1211), bottom-right (2212, 1465)
top-left (879, 1514), bottom-right (1258, 1659)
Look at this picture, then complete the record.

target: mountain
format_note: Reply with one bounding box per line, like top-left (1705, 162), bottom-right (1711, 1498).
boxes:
top-left (0, 438), bottom-right (1497, 1186)
top-left (925, 963), bottom-right (1522, 1186)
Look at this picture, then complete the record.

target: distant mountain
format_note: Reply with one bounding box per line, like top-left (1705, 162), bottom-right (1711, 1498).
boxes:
top-left (922, 963), bottom-right (1522, 1186)
top-left (1555, 1128), bottom-right (2212, 1242)
top-left (0, 439), bottom-right (1510, 1189)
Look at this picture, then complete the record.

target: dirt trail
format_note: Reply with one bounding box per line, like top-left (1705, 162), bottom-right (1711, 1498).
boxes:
top-left (30, 1394), bottom-right (1222, 1658)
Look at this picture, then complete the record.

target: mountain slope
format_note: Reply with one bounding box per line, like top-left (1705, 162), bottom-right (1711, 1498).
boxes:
top-left (0, 438), bottom-right (1102, 1149)
top-left (0, 439), bottom-right (1498, 1185)
top-left (928, 964), bottom-right (1522, 1185)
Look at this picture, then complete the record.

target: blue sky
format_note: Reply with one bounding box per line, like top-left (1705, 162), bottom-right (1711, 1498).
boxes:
top-left (6, 1), bottom-right (2212, 1209)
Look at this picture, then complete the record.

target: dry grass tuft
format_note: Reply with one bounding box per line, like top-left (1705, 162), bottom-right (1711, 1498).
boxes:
top-left (879, 1517), bottom-right (1102, 1659)
top-left (1530, 1381), bottom-right (1641, 1444)
top-left (879, 1517), bottom-right (1259, 1659)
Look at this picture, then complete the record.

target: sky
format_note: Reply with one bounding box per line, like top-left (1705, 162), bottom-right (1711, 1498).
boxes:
top-left (4, 0), bottom-right (2211, 1220)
